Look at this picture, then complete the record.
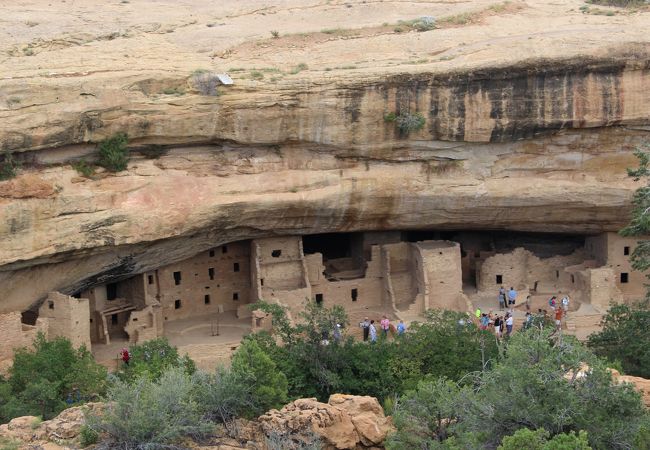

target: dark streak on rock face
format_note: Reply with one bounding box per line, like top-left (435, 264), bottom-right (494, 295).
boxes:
top-left (381, 56), bottom-right (633, 143)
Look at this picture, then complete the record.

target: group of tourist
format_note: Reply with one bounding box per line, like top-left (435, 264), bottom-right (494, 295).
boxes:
top-left (359, 315), bottom-right (407, 342)
top-left (478, 310), bottom-right (514, 337)
top-left (497, 286), bottom-right (518, 309)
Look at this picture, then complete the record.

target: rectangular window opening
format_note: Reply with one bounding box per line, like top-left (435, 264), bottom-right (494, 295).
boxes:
top-left (204, 295), bottom-right (210, 305)
top-left (495, 275), bottom-right (503, 284)
top-left (555, 270), bottom-right (559, 279)
top-left (621, 272), bottom-right (629, 283)
top-left (222, 245), bottom-right (228, 254)
top-left (315, 293), bottom-right (323, 305)
top-left (233, 262), bottom-right (240, 272)
top-left (571, 274), bottom-right (575, 284)
top-left (174, 299), bottom-right (181, 309)
top-left (624, 246), bottom-right (630, 256)
top-left (111, 313), bottom-right (118, 325)
top-left (173, 271), bottom-right (182, 286)
top-left (232, 292), bottom-right (239, 301)
top-left (208, 268), bottom-right (215, 280)
top-left (260, 278), bottom-right (264, 286)
top-left (48, 301), bottom-right (54, 309)
top-left (106, 283), bottom-right (118, 301)
top-left (351, 288), bottom-right (358, 302)
top-left (147, 275), bottom-right (154, 285)
top-left (272, 249), bottom-right (282, 258)
top-left (209, 249), bottom-right (215, 257)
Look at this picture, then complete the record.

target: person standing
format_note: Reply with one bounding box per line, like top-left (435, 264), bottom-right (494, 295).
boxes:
top-left (525, 294), bottom-right (531, 311)
top-left (361, 317), bottom-right (370, 341)
top-left (380, 315), bottom-right (390, 337)
top-left (498, 287), bottom-right (506, 310)
top-left (561, 296), bottom-right (570, 314)
top-left (508, 287), bottom-right (517, 306)
top-left (120, 348), bottom-right (130, 366)
top-left (480, 313), bottom-right (489, 330)
top-left (555, 307), bottom-right (563, 330)
top-left (494, 315), bottom-right (502, 338)
top-left (369, 320), bottom-right (377, 343)
top-left (549, 296), bottom-right (557, 311)
top-left (505, 314), bottom-right (514, 336)
top-left (397, 320), bottom-right (406, 336)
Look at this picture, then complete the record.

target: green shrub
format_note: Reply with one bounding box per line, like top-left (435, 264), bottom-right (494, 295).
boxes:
top-left (192, 368), bottom-right (252, 424)
top-left (97, 133), bottom-right (129, 172)
top-left (384, 111), bottom-right (426, 135)
top-left (289, 63), bottom-right (308, 74)
top-left (265, 430), bottom-right (322, 450)
top-left (78, 424), bottom-right (99, 447)
top-left (0, 334), bottom-right (107, 422)
top-left (498, 428), bottom-right (591, 450)
top-left (230, 339), bottom-right (288, 417)
top-left (250, 70), bottom-right (264, 80)
top-left (118, 337), bottom-right (196, 383)
top-left (0, 151), bottom-right (19, 181)
top-left (587, 300), bottom-right (650, 377)
top-left (387, 328), bottom-right (648, 449)
top-left (395, 112), bottom-right (426, 134)
top-left (161, 86), bottom-right (185, 95)
top-left (0, 437), bottom-right (20, 450)
top-left (411, 16), bottom-right (436, 31)
top-left (88, 368), bottom-right (211, 449)
top-left (71, 159), bottom-right (95, 178)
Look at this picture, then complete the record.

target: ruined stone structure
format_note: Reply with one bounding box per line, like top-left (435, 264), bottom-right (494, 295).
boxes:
top-left (63, 233), bottom-right (467, 347)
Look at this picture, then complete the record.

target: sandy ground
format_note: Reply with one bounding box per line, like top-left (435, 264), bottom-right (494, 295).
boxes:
top-left (93, 310), bottom-right (251, 372)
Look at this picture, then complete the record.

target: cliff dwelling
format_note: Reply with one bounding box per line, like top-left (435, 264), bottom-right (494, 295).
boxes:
top-left (1, 228), bottom-right (642, 369)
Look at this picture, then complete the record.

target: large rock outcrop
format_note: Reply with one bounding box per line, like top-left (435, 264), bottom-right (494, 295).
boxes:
top-left (1, 1), bottom-right (650, 311)
top-left (0, 396), bottom-right (394, 450)
top-left (611, 369), bottom-right (650, 408)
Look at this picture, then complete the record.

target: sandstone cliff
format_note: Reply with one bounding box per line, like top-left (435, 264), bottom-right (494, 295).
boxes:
top-left (1, 0), bottom-right (650, 311)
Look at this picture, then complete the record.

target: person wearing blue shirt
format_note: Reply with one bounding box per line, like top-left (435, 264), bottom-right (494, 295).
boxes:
top-left (397, 320), bottom-right (406, 336)
top-left (508, 287), bottom-right (517, 306)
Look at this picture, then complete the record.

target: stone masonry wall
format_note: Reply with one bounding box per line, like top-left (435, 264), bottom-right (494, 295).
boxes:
top-left (38, 292), bottom-right (91, 350)
top-left (0, 312), bottom-right (47, 373)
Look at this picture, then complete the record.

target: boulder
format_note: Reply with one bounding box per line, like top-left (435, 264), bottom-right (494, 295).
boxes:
top-left (258, 395), bottom-right (394, 449)
top-left (610, 369), bottom-right (650, 408)
top-left (328, 394), bottom-right (393, 446)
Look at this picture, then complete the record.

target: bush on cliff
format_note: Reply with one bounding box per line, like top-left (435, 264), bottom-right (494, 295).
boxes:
top-left (0, 334), bottom-right (107, 422)
top-left (248, 303), bottom-right (497, 402)
top-left (0, 150), bottom-right (19, 181)
top-left (87, 367), bottom-right (211, 449)
top-left (117, 337), bottom-right (196, 383)
top-left (230, 339), bottom-right (288, 417)
top-left (587, 300), bottom-right (650, 378)
top-left (97, 132), bottom-right (129, 172)
top-left (386, 327), bottom-right (648, 450)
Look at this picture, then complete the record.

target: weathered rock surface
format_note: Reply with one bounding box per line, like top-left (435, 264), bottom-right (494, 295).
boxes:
top-left (0, 396), bottom-right (392, 450)
top-left (1, 1), bottom-right (650, 310)
top-left (0, 402), bottom-right (104, 449)
top-left (257, 394), bottom-right (394, 449)
top-left (611, 369), bottom-right (650, 408)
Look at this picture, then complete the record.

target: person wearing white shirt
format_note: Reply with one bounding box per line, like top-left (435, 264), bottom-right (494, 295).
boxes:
top-left (505, 314), bottom-right (514, 336)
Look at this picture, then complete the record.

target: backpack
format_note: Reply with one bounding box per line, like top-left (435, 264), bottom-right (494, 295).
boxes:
top-left (548, 297), bottom-right (555, 307)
